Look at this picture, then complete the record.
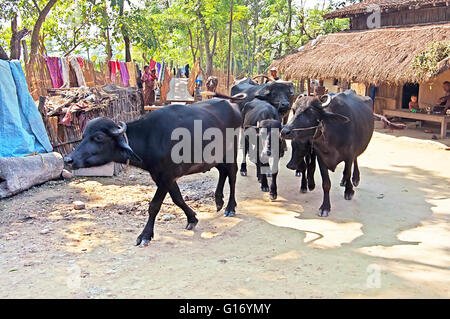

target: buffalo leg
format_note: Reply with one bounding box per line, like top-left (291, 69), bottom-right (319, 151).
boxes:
top-left (224, 163), bottom-right (238, 217)
top-left (317, 157), bottom-right (331, 217)
top-left (352, 158), bottom-right (360, 187)
top-left (240, 136), bottom-right (249, 176)
top-left (298, 160), bottom-right (308, 193)
top-left (259, 163), bottom-right (270, 192)
top-left (340, 162), bottom-right (349, 187)
top-left (214, 164), bottom-right (227, 212)
top-left (343, 159), bottom-right (355, 200)
top-left (269, 172), bottom-right (278, 200)
top-left (168, 182), bottom-right (198, 230)
top-left (307, 151), bottom-right (316, 191)
top-left (135, 186), bottom-right (168, 247)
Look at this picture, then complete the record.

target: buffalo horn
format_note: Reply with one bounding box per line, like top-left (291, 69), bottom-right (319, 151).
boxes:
top-left (321, 94), bottom-right (332, 108)
top-left (110, 121), bottom-right (127, 136)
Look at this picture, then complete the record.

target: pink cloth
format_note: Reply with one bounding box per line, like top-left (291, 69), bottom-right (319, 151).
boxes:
top-left (109, 61), bottom-right (117, 82)
top-left (150, 59), bottom-right (157, 71)
top-left (119, 62), bottom-right (129, 86)
top-left (76, 57), bottom-right (84, 68)
top-left (45, 57), bottom-right (63, 88)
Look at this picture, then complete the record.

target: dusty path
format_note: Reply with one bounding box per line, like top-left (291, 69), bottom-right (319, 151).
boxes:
top-left (0, 132), bottom-right (449, 298)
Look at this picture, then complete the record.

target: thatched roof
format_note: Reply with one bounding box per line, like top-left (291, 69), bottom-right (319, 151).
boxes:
top-left (324, 0), bottom-right (449, 19)
top-left (270, 23), bottom-right (450, 85)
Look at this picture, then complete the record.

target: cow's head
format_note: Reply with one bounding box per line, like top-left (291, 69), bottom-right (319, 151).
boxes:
top-left (63, 117), bottom-right (141, 169)
top-left (255, 81), bottom-right (295, 117)
top-left (280, 94), bottom-right (349, 142)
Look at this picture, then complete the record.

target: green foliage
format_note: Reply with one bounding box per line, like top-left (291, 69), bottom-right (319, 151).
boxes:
top-left (413, 41), bottom-right (450, 78)
top-left (1, 0), bottom-right (351, 74)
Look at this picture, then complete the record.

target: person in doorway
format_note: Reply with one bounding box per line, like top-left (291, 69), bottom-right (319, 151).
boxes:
top-left (409, 95), bottom-right (419, 111)
top-left (141, 66), bottom-right (157, 106)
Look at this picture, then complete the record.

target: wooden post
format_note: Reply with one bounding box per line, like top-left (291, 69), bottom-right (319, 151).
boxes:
top-left (307, 78), bottom-right (311, 96)
top-left (226, 0), bottom-right (234, 92)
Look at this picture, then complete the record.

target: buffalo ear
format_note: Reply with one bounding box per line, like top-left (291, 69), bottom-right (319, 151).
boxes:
top-left (322, 111), bottom-right (350, 125)
top-left (117, 136), bottom-right (142, 162)
top-left (255, 86), bottom-right (271, 99)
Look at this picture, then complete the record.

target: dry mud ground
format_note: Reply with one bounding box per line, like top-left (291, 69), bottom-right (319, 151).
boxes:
top-left (0, 132), bottom-right (449, 298)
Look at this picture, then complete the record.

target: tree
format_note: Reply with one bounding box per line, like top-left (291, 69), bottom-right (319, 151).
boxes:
top-left (30, 0), bottom-right (59, 55)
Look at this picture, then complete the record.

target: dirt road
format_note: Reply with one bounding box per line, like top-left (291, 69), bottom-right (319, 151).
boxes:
top-left (0, 132), bottom-right (449, 298)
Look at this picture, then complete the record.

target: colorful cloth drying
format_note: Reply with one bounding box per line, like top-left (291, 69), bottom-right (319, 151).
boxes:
top-left (119, 62), bottom-right (129, 87)
top-left (45, 56), bottom-right (64, 88)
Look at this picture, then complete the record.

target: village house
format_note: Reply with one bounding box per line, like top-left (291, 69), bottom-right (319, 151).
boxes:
top-left (271, 0), bottom-right (450, 137)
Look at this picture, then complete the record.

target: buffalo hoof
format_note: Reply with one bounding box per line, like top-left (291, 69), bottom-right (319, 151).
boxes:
top-left (224, 210), bottom-right (235, 217)
top-left (344, 190), bottom-right (355, 200)
top-left (139, 239), bottom-right (151, 248)
top-left (352, 178), bottom-right (360, 187)
top-left (186, 220), bottom-right (198, 230)
top-left (240, 171), bottom-right (247, 176)
top-left (308, 183), bottom-right (315, 191)
top-left (318, 209), bottom-right (329, 217)
top-left (261, 186), bottom-right (269, 192)
top-left (269, 193), bottom-right (277, 201)
top-left (215, 199), bottom-right (224, 212)
top-left (340, 179), bottom-right (346, 187)
top-left (300, 188), bottom-right (307, 193)
top-left (295, 171), bottom-right (301, 177)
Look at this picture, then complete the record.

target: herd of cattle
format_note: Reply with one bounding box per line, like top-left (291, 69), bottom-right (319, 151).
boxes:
top-left (64, 78), bottom-right (374, 247)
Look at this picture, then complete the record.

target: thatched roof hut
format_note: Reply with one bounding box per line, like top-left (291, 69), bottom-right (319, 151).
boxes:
top-left (323, 0), bottom-right (449, 19)
top-left (271, 23), bottom-right (450, 85)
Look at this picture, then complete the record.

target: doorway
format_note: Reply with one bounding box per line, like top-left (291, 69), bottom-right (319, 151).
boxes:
top-left (402, 83), bottom-right (419, 109)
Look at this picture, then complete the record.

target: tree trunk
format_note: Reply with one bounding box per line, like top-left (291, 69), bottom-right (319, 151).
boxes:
top-left (119, 4), bottom-right (131, 62)
top-left (105, 28), bottom-right (112, 61)
top-left (30, 0), bottom-right (58, 55)
top-left (187, 27), bottom-right (197, 62)
top-left (10, 14), bottom-right (30, 60)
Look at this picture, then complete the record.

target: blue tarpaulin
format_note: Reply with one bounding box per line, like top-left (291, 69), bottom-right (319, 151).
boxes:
top-left (0, 60), bottom-right (52, 158)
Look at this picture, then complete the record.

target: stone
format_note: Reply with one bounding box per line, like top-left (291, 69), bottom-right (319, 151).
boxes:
top-left (0, 152), bottom-right (64, 199)
top-left (163, 214), bottom-right (176, 221)
top-left (40, 228), bottom-right (50, 235)
top-left (73, 201), bottom-right (85, 210)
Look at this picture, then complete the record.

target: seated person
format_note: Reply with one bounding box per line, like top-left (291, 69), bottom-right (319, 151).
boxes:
top-left (436, 81), bottom-right (450, 114)
top-left (409, 95), bottom-right (419, 111)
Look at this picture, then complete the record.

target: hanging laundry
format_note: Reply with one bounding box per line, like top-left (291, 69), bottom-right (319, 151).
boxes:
top-left (69, 57), bottom-right (87, 87)
top-left (156, 62), bottom-right (161, 78)
top-left (109, 60), bottom-right (117, 82)
top-left (119, 62), bottom-right (130, 87)
top-left (60, 57), bottom-right (70, 87)
top-left (45, 56), bottom-right (64, 88)
top-left (126, 62), bottom-right (137, 87)
top-left (150, 59), bottom-right (156, 71)
top-left (76, 57), bottom-right (85, 68)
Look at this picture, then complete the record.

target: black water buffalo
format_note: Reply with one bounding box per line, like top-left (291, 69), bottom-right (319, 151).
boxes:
top-left (231, 78), bottom-right (294, 176)
top-left (281, 90), bottom-right (374, 217)
top-left (241, 99), bottom-right (284, 200)
top-left (231, 78), bottom-right (295, 121)
top-left (64, 97), bottom-right (242, 247)
top-left (285, 94), bottom-right (317, 193)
